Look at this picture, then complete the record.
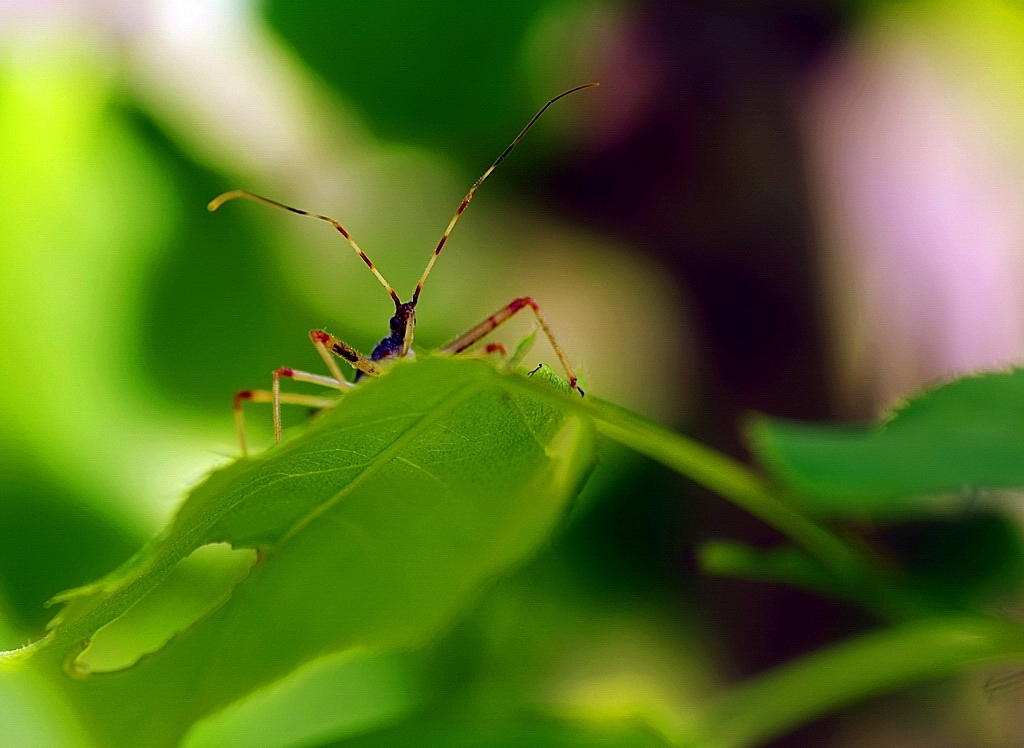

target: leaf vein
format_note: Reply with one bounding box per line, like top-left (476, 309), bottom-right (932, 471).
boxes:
top-left (275, 381), bottom-right (492, 548)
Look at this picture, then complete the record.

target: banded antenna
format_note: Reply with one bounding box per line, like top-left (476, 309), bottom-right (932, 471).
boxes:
top-left (208, 189), bottom-right (402, 307)
top-left (410, 82), bottom-right (599, 306)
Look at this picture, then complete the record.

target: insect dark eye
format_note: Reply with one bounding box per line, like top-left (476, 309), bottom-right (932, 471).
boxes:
top-left (389, 315), bottom-right (403, 332)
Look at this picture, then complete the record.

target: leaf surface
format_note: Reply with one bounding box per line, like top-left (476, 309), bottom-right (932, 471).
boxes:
top-left (749, 369), bottom-right (1024, 511)
top-left (1, 356), bottom-right (596, 747)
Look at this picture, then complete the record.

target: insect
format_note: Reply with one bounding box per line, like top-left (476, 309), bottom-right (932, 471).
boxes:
top-left (210, 83), bottom-right (597, 455)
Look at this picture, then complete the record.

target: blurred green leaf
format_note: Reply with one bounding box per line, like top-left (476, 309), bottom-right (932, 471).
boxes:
top-left (328, 715), bottom-right (672, 747)
top-left (75, 543), bottom-right (256, 674)
top-left (687, 616), bottom-right (1024, 748)
top-left (1, 356), bottom-right (596, 747)
top-left (0, 669), bottom-right (88, 748)
top-left (696, 539), bottom-right (927, 620)
top-left (0, 601), bottom-right (87, 746)
top-left (749, 369), bottom-right (1024, 512)
top-left (588, 399), bottom-right (874, 587)
top-left (413, 552), bottom-right (711, 742)
top-left (182, 648), bottom-right (422, 748)
top-left (697, 540), bottom-right (841, 600)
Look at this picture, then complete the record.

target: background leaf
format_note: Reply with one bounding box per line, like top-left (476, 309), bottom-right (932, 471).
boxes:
top-left (687, 616), bottom-right (1024, 748)
top-left (181, 648), bottom-right (423, 748)
top-left (749, 369), bottom-right (1024, 512)
top-left (326, 716), bottom-right (672, 747)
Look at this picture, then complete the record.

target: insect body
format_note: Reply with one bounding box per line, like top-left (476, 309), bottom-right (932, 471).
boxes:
top-left (211, 83), bottom-right (597, 455)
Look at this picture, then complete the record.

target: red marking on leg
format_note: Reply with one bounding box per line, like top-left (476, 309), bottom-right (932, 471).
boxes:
top-left (276, 367), bottom-right (295, 378)
top-left (333, 225), bottom-right (350, 239)
top-left (441, 295), bottom-right (581, 396)
top-left (358, 252), bottom-right (374, 268)
top-left (311, 330), bottom-right (330, 344)
top-left (483, 343), bottom-right (507, 356)
top-left (233, 390), bottom-right (253, 408)
top-left (510, 297), bottom-right (534, 313)
top-left (455, 199), bottom-right (469, 216)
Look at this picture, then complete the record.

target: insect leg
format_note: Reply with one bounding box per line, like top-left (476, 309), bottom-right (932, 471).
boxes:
top-left (460, 342), bottom-right (509, 361)
top-left (482, 342), bottom-right (508, 359)
top-left (234, 371), bottom-right (342, 456)
top-left (271, 366), bottom-right (356, 445)
top-left (439, 297), bottom-right (582, 395)
top-left (309, 330), bottom-right (382, 380)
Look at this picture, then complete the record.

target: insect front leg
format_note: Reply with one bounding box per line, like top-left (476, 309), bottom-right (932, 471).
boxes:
top-left (309, 330), bottom-right (382, 380)
top-left (234, 365), bottom-right (349, 456)
top-left (440, 297), bottom-right (583, 396)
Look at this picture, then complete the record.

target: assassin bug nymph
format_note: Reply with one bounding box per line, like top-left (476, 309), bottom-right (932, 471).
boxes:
top-left (211, 83), bottom-right (597, 455)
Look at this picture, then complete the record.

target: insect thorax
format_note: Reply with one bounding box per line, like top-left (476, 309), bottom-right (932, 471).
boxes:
top-left (370, 302), bottom-right (416, 362)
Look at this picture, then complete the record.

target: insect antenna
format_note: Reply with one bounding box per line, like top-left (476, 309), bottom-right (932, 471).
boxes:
top-left (208, 189), bottom-right (402, 306)
top-left (410, 82), bottom-right (599, 305)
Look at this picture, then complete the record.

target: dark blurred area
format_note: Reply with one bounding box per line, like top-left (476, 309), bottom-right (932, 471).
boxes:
top-left (549, 0), bottom-right (845, 427)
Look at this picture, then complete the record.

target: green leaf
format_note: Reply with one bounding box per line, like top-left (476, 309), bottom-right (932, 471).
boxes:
top-left (696, 539), bottom-right (932, 619)
top-left (1, 356), bottom-right (596, 747)
top-left (586, 399), bottom-right (873, 587)
top-left (687, 616), bottom-right (1024, 748)
top-left (750, 369), bottom-right (1024, 512)
top-left (326, 715), bottom-right (672, 747)
top-left (697, 540), bottom-right (841, 599)
top-left (181, 648), bottom-right (422, 748)
top-left (0, 669), bottom-right (89, 748)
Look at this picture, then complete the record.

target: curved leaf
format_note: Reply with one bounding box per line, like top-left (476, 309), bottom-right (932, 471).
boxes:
top-left (1, 356), bottom-right (596, 747)
top-left (688, 616), bottom-right (1024, 748)
top-left (749, 369), bottom-right (1024, 512)
top-left (326, 716), bottom-right (672, 747)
